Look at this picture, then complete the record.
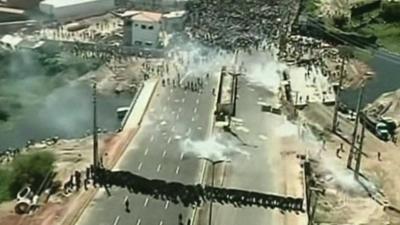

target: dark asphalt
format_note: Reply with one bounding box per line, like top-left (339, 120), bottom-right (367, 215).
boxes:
top-left (76, 74), bottom-right (218, 225)
top-left (213, 76), bottom-right (286, 225)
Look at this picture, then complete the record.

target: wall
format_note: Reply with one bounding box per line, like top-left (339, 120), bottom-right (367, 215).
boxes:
top-left (40, 0), bottom-right (115, 21)
top-left (131, 19), bottom-right (160, 47)
top-left (5, 0), bottom-right (42, 9)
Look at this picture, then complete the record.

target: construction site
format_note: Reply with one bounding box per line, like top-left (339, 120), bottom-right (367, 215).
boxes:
top-left (0, 0), bottom-right (400, 225)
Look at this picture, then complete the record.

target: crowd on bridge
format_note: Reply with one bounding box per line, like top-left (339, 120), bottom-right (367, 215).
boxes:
top-left (89, 168), bottom-right (305, 213)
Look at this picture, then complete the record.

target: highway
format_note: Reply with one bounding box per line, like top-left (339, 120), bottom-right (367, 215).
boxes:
top-left (213, 76), bottom-right (287, 225)
top-left (76, 73), bottom-right (218, 225)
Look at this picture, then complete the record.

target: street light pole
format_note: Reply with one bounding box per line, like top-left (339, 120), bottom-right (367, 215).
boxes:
top-left (198, 158), bottom-right (229, 225)
top-left (92, 82), bottom-right (99, 169)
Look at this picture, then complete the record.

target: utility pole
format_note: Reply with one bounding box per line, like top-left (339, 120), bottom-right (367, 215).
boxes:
top-left (347, 84), bottom-right (365, 169)
top-left (92, 82), bottom-right (99, 169)
top-left (332, 57), bottom-right (346, 133)
top-left (354, 118), bottom-right (366, 180)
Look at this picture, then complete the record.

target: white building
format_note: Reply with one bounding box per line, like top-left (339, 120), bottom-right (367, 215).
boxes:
top-left (124, 11), bottom-right (163, 48)
top-left (39, 0), bottom-right (115, 21)
top-left (162, 10), bottom-right (186, 33)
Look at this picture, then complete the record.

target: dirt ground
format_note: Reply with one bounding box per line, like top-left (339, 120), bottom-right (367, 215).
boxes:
top-left (300, 102), bottom-right (400, 225)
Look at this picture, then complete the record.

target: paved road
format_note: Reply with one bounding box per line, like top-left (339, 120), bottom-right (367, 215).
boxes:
top-left (76, 74), bottom-right (218, 225)
top-left (213, 77), bottom-right (286, 225)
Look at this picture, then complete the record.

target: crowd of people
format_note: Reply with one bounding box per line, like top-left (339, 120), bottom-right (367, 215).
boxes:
top-left (185, 0), bottom-right (292, 50)
top-left (90, 168), bottom-right (305, 213)
top-left (0, 137), bottom-right (59, 164)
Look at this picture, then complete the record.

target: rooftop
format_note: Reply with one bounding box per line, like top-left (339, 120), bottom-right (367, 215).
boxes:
top-left (131, 11), bottom-right (162, 22)
top-left (40, 0), bottom-right (104, 7)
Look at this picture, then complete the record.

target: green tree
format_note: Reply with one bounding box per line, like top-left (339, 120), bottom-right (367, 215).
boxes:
top-left (9, 151), bottom-right (55, 196)
top-left (0, 168), bottom-right (13, 202)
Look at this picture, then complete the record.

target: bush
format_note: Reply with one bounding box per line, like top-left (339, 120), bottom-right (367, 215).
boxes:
top-left (0, 168), bottom-right (13, 202)
top-left (9, 151), bottom-right (56, 196)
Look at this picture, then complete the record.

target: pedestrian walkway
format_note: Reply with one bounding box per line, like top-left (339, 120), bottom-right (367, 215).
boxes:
top-left (124, 78), bottom-right (159, 130)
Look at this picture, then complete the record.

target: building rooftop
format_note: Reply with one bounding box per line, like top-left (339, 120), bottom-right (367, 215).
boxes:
top-left (131, 11), bottom-right (162, 22)
top-left (40, 0), bottom-right (102, 7)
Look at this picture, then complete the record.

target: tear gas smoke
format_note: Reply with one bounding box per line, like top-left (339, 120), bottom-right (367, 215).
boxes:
top-left (274, 119), bottom-right (298, 137)
top-left (167, 41), bottom-right (234, 81)
top-left (180, 132), bottom-right (249, 161)
top-left (301, 123), bottom-right (378, 196)
top-left (238, 51), bottom-right (285, 94)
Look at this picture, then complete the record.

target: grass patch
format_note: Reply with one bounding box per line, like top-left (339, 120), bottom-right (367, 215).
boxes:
top-left (357, 22), bottom-right (400, 53)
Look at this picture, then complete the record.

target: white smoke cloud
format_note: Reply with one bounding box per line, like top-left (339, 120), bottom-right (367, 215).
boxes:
top-left (238, 51), bottom-right (285, 94)
top-left (179, 132), bottom-right (249, 161)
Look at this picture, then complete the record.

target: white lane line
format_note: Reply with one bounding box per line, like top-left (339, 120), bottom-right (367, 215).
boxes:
top-left (159, 221), bottom-right (164, 225)
top-left (167, 137), bottom-right (172, 144)
top-left (180, 152), bottom-right (184, 160)
top-left (196, 99), bottom-right (199, 104)
top-left (171, 126), bottom-right (175, 132)
top-left (150, 135), bottom-right (154, 142)
top-left (186, 127), bottom-right (191, 136)
top-left (138, 162), bottom-right (143, 171)
top-left (162, 150), bottom-right (167, 158)
top-left (113, 216), bottom-right (120, 225)
top-left (182, 98), bottom-right (185, 103)
top-left (164, 201), bottom-right (169, 209)
top-left (136, 219), bottom-right (141, 225)
top-left (175, 166), bottom-right (180, 174)
top-left (144, 198), bottom-right (149, 207)
top-left (157, 164), bottom-right (162, 172)
top-left (191, 117), bottom-right (195, 122)
top-left (194, 107), bottom-right (197, 113)
top-left (144, 148), bottom-right (149, 156)
top-left (176, 114), bottom-right (180, 120)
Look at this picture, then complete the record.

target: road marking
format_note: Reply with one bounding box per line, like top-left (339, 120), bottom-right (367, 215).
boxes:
top-left (197, 126), bottom-right (202, 130)
top-left (159, 221), bottom-right (164, 225)
top-left (186, 128), bottom-right (191, 136)
top-left (171, 126), bottom-right (175, 132)
top-left (182, 98), bottom-right (185, 103)
top-left (175, 166), bottom-right (180, 174)
top-left (157, 164), bottom-right (162, 172)
top-left (178, 107), bottom-right (182, 112)
top-left (192, 117), bottom-right (195, 122)
top-left (194, 107), bottom-right (197, 113)
top-left (150, 135), bottom-right (154, 142)
top-left (136, 219), bottom-right (141, 225)
top-left (180, 152), bottom-right (184, 160)
top-left (162, 150), bottom-right (167, 158)
top-left (138, 162), bottom-right (143, 171)
top-left (167, 97), bottom-right (170, 101)
top-left (167, 137), bottom-right (172, 143)
top-left (112, 216), bottom-right (120, 225)
top-left (196, 99), bottom-right (199, 104)
top-left (164, 201), bottom-right (169, 209)
top-left (144, 148), bottom-right (149, 156)
top-left (144, 198), bottom-right (149, 207)
top-left (176, 114), bottom-right (180, 120)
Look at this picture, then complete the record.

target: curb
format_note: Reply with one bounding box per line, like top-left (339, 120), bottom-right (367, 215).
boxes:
top-left (61, 78), bottom-right (160, 225)
top-left (190, 70), bottom-right (222, 225)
